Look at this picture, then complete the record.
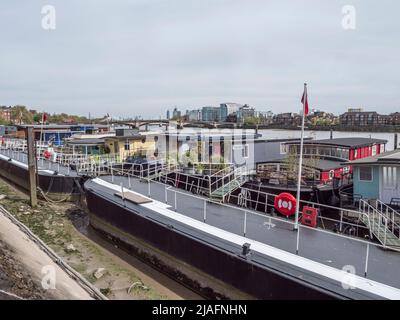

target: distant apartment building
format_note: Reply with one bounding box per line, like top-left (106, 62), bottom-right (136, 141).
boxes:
top-left (390, 112), bottom-right (400, 125)
top-left (219, 103), bottom-right (242, 122)
top-left (201, 106), bottom-right (220, 122)
top-left (172, 107), bottom-right (181, 119)
top-left (339, 108), bottom-right (389, 127)
top-left (0, 106), bottom-right (12, 123)
top-left (257, 111), bottom-right (274, 124)
top-left (273, 112), bottom-right (297, 125)
top-left (237, 104), bottom-right (255, 122)
top-left (188, 109), bottom-right (201, 121)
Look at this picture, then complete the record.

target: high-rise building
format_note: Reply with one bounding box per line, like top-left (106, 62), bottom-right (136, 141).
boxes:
top-left (219, 103), bottom-right (242, 122)
top-left (188, 110), bottom-right (201, 121)
top-left (201, 106), bottom-right (220, 122)
top-left (172, 107), bottom-right (181, 119)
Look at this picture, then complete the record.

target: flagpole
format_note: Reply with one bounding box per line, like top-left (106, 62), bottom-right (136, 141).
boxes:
top-left (294, 83), bottom-right (307, 230)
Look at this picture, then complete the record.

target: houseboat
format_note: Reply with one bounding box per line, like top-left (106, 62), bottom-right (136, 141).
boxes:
top-left (349, 148), bottom-right (400, 206)
top-left (243, 137), bottom-right (388, 207)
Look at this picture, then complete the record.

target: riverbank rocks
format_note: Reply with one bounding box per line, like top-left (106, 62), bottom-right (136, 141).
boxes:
top-left (93, 268), bottom-right (107, 279)
top-left (65, 244), bottom-right (77, 253)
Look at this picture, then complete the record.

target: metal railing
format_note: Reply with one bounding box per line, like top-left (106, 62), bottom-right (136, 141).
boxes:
top-left (358, 199), bottom-right (400, 247)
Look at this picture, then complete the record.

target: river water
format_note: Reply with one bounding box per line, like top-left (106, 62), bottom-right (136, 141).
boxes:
top-left (259, 129), bottom-right (397, 151)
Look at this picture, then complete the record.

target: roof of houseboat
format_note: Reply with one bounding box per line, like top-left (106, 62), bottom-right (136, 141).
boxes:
top-left (66, 138), bottom-right (105, 145)
top-left (347, 149), bottom-right (400, 165)
top-left (287, 137), bottom-right (387, 148)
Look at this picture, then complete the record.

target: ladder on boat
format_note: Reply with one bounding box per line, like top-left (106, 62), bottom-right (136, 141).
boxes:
top-left (209, 165), bottom-right (250, 202)
top-left (359, 199), bottom-right (400, 249)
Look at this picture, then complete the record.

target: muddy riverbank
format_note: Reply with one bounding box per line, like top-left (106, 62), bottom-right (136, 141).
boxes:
top-left (0, 177), bottom-right (201, 300)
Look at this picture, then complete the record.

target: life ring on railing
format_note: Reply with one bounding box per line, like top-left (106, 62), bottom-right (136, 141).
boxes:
top-left (43, 150), bottom-right (51, 159)
top-left (274, 192), bottom-right (296, 216)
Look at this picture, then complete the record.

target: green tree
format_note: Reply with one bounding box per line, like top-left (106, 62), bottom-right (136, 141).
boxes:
top-left (11, 105), bottom-right (33, 124)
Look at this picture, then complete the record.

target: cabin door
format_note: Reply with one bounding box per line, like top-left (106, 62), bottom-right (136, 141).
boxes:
top-left (380, 166), bottom-right (400, 204)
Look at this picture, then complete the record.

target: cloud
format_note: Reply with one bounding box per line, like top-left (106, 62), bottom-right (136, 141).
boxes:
top-left (0, 0), bottom-right (399, 118)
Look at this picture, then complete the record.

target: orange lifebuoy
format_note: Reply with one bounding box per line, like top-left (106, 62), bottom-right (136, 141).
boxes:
top-left (274, 192), bottom-right (297, 216)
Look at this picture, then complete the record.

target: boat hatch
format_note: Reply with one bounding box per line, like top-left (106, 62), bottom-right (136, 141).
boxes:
top-left (114, 191), bottom-right (153, 204)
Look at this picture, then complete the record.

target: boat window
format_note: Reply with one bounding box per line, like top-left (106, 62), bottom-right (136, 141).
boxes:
top-left (242, 144), bottom-right (249, 158)
top-left (359, 166), bottom-right (373, 182)
top-left (279, 143), bottom-right (287, 154)
top-left (383, 166), bottom-right (397, 188)
top-left (124, 140), bottom-right (130, 151)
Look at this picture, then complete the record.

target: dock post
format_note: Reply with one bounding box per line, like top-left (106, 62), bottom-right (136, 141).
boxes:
top-left (165, 185), bottom-right (167, 203)
top-left (148, 179), bottom-right (151, 196)
top-left (128, 175), bottom-right (131, 188)
top-left (27, 127), bottom-right (37, 208)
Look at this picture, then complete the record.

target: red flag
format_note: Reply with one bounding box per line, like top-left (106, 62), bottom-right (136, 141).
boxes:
top-left (42, 112), bottom-right (48, 123)
top-left (301, 85), bottom-right (309, 116)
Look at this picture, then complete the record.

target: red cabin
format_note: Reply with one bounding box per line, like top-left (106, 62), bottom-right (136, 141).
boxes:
top-left (284, 137), bottom-right (387, 184)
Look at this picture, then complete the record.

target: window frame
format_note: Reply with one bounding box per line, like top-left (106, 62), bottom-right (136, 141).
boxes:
top-left (359, 166), bottom-right (373, 182)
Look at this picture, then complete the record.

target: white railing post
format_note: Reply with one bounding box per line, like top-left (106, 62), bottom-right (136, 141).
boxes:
top-left (296, 224), bottom-right (300, 255)
top-left (364, 243), bottom-right (370, 277)
top-left (174, 191), bottom-right (177, 211)
top-left (203, 200), bottom-right (207, 223)
top-left (120, 183), bottom-right (125, 201)
top-left (340, 210), bottom-right (343, 232)
top-left (243, 211), bottom-right (247, 237)
top-left (384, 218), bottom-right (388, 247)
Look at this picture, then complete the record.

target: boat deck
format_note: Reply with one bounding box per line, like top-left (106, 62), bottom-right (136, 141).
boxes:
top-left (85, 175), bottom-right (400, 299)
top-left (0, 149), bottom-right (78, 177)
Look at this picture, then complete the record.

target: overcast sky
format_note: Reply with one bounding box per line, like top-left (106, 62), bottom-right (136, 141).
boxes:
top-left (1, 0), bottom-right (399, 118)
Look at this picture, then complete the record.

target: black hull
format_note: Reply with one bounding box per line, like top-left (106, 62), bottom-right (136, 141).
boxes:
top-left (84, 185), bottom-right (365, 300)
top-left (0, 157), bottom-right (83, 200)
